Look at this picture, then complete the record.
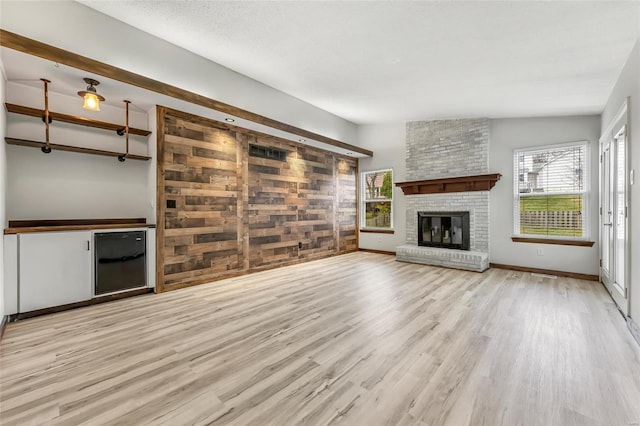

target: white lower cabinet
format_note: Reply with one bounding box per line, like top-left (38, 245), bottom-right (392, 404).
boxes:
top-left (19, 231), bottom-right (92, 312)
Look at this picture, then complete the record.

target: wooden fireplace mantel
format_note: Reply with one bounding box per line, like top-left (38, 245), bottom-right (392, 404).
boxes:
top-left (395, 173), bottom-right (502, 195)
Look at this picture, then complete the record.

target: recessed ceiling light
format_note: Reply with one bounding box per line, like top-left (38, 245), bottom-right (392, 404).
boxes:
top-left (225, 118), bottom-right (235, 123)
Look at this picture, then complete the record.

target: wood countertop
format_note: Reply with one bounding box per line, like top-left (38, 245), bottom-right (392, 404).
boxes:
top-left (4, 218), bottom-right (156, 234)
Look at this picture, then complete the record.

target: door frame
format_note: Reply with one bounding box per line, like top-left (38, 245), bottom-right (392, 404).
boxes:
top-left (599, 97), bottom-right (631, 316)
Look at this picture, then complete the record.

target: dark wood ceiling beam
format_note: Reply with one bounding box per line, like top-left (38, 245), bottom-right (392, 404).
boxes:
top-left (0, 29), bottom-right (372, 157)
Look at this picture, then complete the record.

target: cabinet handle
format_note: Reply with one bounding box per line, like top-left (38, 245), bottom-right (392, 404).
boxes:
top-left (87, 241), bottom-right (91, 251)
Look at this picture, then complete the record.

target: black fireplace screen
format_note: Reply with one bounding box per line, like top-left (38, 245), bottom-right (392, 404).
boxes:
top-left (418, 211), bottom-right (470, 250)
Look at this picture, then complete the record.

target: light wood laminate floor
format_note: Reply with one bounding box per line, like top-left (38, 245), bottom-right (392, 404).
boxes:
top-left (2, 252), bottom-right (640, 425)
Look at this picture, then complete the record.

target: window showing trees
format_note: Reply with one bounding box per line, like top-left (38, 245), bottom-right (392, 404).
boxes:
top-left (513, 142), bottom-right (589, 238)
top-left (362, 169), bottom-right (393, 229)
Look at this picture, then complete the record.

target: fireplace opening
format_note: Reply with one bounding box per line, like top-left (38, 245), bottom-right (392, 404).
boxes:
top-left (418, 211), bottom-right (470, 250)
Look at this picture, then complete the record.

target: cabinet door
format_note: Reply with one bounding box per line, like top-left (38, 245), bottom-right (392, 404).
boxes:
top-left (3, 234), bottom-right (19, 315)
top-left (19, 231), bottom-right (92, 312)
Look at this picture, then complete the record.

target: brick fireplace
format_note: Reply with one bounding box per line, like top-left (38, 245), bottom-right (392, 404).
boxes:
top-left (395, 118), bottom-right (495, 272)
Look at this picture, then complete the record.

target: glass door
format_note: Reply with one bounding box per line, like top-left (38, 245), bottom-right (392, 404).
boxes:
top-left (601, 140), bottom-right (612, 287)
top-left (601, 126), bottom-right (628, 316)
top-left (612, 128), bottom-right (628, 312)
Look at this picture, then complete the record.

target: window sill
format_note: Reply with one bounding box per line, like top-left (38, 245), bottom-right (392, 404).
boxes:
top-left (511, 236), bottom-right (595, 247)
top-left (360, 229), bottom-right (395, 234)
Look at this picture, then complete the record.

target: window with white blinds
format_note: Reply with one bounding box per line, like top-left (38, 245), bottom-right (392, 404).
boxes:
top-left (513, 141), bottom-right (589, 239)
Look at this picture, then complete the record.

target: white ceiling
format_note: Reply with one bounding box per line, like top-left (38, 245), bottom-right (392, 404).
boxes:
top-left (72, 1), bottom-right (640, 124)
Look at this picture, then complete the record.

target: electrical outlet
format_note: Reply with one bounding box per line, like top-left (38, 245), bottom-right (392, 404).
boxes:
top-left (537, 248), bottom-right (544, 256)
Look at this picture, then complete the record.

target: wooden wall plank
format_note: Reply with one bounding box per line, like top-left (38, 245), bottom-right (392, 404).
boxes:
top-left (160, 112), bottom-right (239, 288)
top-left (156, 106), bottom-right (167, 292)
top-left (158, 107), bottom-right (357, 291)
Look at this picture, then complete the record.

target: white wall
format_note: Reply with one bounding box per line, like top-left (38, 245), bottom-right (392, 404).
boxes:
top-left (0, 0), bottom-right (358, 145)
top-left (601, 39), bottom-right (640, 322)
top-left (5, 82), bottom-right (151, 220)
top-left (0, 60), bottom-right (6, 322)
top-left (357, 123), bottom-right (406, 251)
top-left (6, 147), bottom-right (149, 220)
top-left (490, 116), bottom-right (601, 275)
top-left (357, 117), bottom-right (602, 276)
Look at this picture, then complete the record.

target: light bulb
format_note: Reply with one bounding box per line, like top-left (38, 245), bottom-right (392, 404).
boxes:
top-left (83, 93), bottom-right (100, 111)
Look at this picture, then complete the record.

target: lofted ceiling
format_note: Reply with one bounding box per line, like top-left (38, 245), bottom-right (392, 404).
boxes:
top-left (77, 0), bottom-right (640, 124)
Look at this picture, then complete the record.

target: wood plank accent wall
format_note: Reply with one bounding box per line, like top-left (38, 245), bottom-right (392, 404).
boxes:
top-left (336, 159), bottom-right (358, 252)
top-left (157, 107), bottom-right (357, 292)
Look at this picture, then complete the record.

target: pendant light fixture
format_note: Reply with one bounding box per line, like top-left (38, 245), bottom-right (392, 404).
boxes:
top-left (77, 77), bottom-right (105, 111)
